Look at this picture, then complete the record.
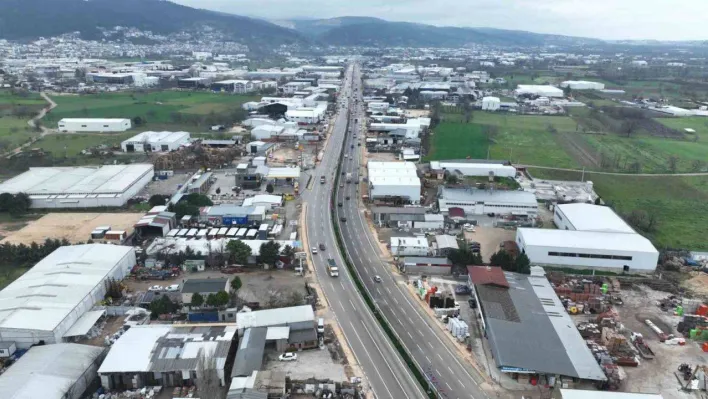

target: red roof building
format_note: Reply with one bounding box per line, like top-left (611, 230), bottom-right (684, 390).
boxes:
top-left (466, 266), bottom-right (509, 288)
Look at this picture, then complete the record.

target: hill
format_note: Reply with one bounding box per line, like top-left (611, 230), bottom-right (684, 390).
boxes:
top-left (286, 17), bottom-right (603, 47)
top-left (0, 0), bottom-right (304, 44)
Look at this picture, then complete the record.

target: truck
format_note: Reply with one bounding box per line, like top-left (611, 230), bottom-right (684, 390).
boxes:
top-left (346, 173), bottom-right (352, 183)
top-left (320, 175), bottom-right (326, 184)
top-left (327, 259), bottom-right (339, 277)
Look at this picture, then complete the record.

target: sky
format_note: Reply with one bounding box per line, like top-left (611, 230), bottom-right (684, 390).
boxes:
top-left (170, 0), bottom-right (708, 41)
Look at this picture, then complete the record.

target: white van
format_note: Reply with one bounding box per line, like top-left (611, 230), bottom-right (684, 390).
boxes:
top-left (317, 318), bottom-right (325, 334)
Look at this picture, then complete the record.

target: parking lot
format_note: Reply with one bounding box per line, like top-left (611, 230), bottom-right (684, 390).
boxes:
top-left (263, 347), bottom-right (347, 382)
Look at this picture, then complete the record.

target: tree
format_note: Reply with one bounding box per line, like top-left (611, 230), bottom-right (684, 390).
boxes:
top-left (448, 247), bottom-right (483, 266)
top-left (206, 293), bottom-right (218, 307)
top-left (514, 253), bottom-right (531, 275)
top-left (215, 187), bottom-right (221, 195)
top-left (621, 120), bottom-right (638, 137)
top-left (150, 295), bottom-right (177, 319)
top-left (230, 276), bottom-right (242, 291)
top-left (462, 101), bottom-right (473, 123)
top-left (490, 249), bottom-right (514, 271)
top-left (148, 194), bottom-right (167, 207)
top-left (563, 85), bottom-right (572, 97)
top-left (594, 197), bottom-right (602, 205)
top-left (196, 349), bottom-right (221, 399)
top-left (667, 155), bottom-right (679, 173)
top-left (259, 241), bottom-right (281, 266)
top-left (282, 245), bottom-right (296, 259)
top-left (692, 160), bottom-right (705, 172)
top-left (226, 240), bottom-right (252, 265)
top-left (191, 292), bottom-right (204, 307)
top-left (265, 183), bottom-right (274, 194)
top-left (214, 290), bottom-right (230, 307)
top-left (132, 116), bottom-right (144, 126)
top-left (104, 278), bottom-right (122, 301)
top-left (445, 174), bottom-right (459, 185)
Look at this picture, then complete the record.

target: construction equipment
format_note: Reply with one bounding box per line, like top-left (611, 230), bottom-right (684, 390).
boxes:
top-left (631, 332), bottom-right (655, 359)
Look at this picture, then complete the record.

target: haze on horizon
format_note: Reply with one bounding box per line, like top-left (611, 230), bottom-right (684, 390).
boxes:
top-left (170, 0), bottom-right (708, 41)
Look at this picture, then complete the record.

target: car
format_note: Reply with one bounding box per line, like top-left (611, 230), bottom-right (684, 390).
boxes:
top-left (338, 202), bottom-right (343, 207)
top-left (166, 284), bottom-right (180, 292)
top-left (148, 285), bottom-right (163, 291)
top-left (468, 298), bottom-right (478, 309)
top-left (358, 143), bottom-right (361, 146)
top-left (374, 275), bottom-right (382, 283)
top-left (340, 217), bottom-right (347, 222)
top-left (342, 171), bottom-right (346, 175)
top-left (279, 353), bottom-right (298, 362)
top-left (340, 183), bottom-right (344, 187)
top-left (351, 144), bottom-right (354, 148)
top-left (346, 196), bottom-right (350, 200)
top-left (311, 247), bottom-right (318, 254)
top-left (319, 243), bottom-right (325, 251)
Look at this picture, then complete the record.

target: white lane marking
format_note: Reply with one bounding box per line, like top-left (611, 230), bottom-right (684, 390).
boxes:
top-left (340, 281), bottom-right (346, 290)
top-left (458, 379), bottom-right (466, 389)
top-left (428, 342), bottom-right (434, 348)
top-left (437, 354), bottom-right (444, 361)
top-left (393, 297), bottom-right (399, 305)
top-left (385, 287), bottom-right (391, 294)
top-left (348, 321), bottom-right (394, 399)
top-left (360, 320), bottom-right (411, 399)
top-left (448, 366), bottom-right (454, 374)
top-left (396, 317), bottom-right (402, 325)
top-left (348, 299), bottom-right (356, 311)
top-left (407, 331), bottom-right (413, 339)
top-left (426, 356), bottom-right (431, 363)
top-left (376, 287), bottom-right (382, 295)
top-left (446, 382), bottom-right (452, 390)
top-left (417, 344), bottom-right (423, 352)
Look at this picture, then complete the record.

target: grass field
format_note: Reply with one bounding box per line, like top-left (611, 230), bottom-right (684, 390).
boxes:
top-left (34, 132), bottom-right (135, 157)
top-left (428, 122), bottom-right (488, 159)
top-left (0, 117), bottom-right (40, 150)
top-left (529, 168), bottom-right (708, 250)
top-left (656, 117), bottom-right (708, 137)
top-left (44, 91), bottom-right (259, 125)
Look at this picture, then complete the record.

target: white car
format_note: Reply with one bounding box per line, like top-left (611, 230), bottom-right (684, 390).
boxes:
top-left (373, 275), bottom-right (382, 283)
top-left (148, 285), bottom-right (163, 292)
top-left (279, 353), bottom-right (298, 362)
top-left (166, 284), bottom-right (180, 292)
top-left (463, 223), bottom-right (476, 232)
top-left (311, 247), bottom-right (318, 254)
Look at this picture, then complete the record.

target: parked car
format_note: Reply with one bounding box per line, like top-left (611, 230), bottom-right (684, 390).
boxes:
top-left (338, 202), bottom-right (343, 207)
top-left (455, 285), bottom-right (471, 295)
top-left (468, 298), bottom-right (478, 309)
top-left (279, 353), bottom-right (297, 362)
top-left (148, 285), bottom-right (163, 291)
top-left (166, 284), bottom-right (180, 292)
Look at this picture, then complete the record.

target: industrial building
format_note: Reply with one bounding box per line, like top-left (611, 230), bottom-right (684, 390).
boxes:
top-left (285, 107), bottom-right (326, 124)
top-left (429, 161), bottom-right (516, 178)
top-left (515, 85), bottom-right (565, 98)
top-left (199, 205), bottom-right (266, 226)
top-left (437, 187), bottom-right (538, 216)
top-left (401, 257), bottom-right (452, 275)
top-left (0, 244), bottom-right (136, 348)
top-left (0, 164), bottom-right (154, 208)
top-left (242, 194), bottom-right (283, 209)
top-left (516, 228), bottom-right (659, 272)
top-left (560, 81), bottom-right (606, 91)
top-left (251, 125), bottom-right (285, 140)
top-left (367, 161), bottom-right (421, 204)
top-left (98, 324), bottom-right (237, 390)
top-left (58, 118), bottom-right (131, 132)
top-left (482, 96), bottom-right (501, 111)
top-left (146, 238), bottom-right (299, 264)
top-left (554, 203), bottom-right (635, 233)
top-left (121, 131), bottom-right (191, 153)
top-left (558, 390), bottom-right (663, 399)
top-left (0, 343), bottom-right (105, 399)
top-left (390, 236), bottom-right (429, 257)
top-left (87, 72), bottom-right (158, 87)
top-left (468, 266), bottom-right (606, 382)
top-left (235, 305), bottom-right (318, 350)
top-left (371, 206), bottom-right (428, 226)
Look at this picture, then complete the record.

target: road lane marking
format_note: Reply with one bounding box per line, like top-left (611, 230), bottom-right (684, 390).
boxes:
top-left (360, 320), bottom-right (411, 399)
top-left (438, 354), bottom-right (444, 361)
top-left (425, 356), bottom-right (431, 363)
top-left (376, 287), bottom-right (381, 295)
top-left (448, 366), bottom-right (454, 374)
top-left (348, 299), bottom-right (356, 311)
top-left (428, 342), bottom-right (434, 348)
top-left (458, 379), bottom-right (465, 388)
top-left (348, 321), bottom-right (393, 399)
top-left (417, 344), bottom-right (423, 352)
top-left (340, 281), bottom-right (346, 290)
top-left (396, 317), bottom-right (402, 324)
top-left (407, 331), bottom-right (413, 339)
top-left (446, 382), bottom-right (452, 390)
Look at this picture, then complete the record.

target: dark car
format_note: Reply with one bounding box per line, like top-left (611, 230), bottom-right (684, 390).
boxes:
top-left (351, 144), bottom-right (354, 148)
top-left (338, 202), bottom-right (343, 207)
top-left (468, 298), bottom-right (478, 309)
top-left (346, 196), bottom-right (350, 200)
top-left (319, 243), bottom-right (326, 251)
top-left (358, 143), bottom-right (361, 146)
top-left (340, 217), bottom-right (347, 222)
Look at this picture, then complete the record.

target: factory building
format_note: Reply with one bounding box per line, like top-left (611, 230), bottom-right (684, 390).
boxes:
top-left (438, 187), bottom-right (538, 216)
top-left (468, 266), bottom-right (606, 382)
top-left (86, 72), bottom-right (158, 87)
top-left (0, 244), bottom-right (136, 348)
top-left (285, 107), bottom-right (326, 124)
top-left (199, 205), bottom-right (267, 226)
top-left (211, 79), bottom-right (255, 93)
top-left (429, 161), bottom-right (516, 178)
top-left (554, 203), bottom-right (635, 233)
top-left (0, 164), bottom-right (154, 208)
top-left (515, 85), bottom-right (565, 98)
top-left (560, 81), bottom-right (606, 91)
top-left (367, 161), bottom-right (421, 204)
top-left (58, 118), bottom-right (131, 133)
top-left (0, 343), bottom-right (105, 399)
top-left (120, 131), bottom-right (191, 153)
top-left (481, 96), bottom-right (501, 111)
top-left (391, 237), bottom-right (429, 256)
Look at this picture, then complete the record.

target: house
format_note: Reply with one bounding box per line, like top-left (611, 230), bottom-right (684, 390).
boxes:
top-left (180, 278), bottom-right (230, 305)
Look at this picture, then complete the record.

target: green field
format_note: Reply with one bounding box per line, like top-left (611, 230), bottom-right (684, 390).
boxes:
top-left (428, 122), bottom-right (488, 159)
top-left (34, 132), bottom-right (135, 157)
top-left (0, 117), bottom-right (40, 151)
top-left (657, 117), bottom-right (708, 137)
top-left (530, 168), bottom-right (708, 250)
top-left (44, 91), bottom-right (259, 125)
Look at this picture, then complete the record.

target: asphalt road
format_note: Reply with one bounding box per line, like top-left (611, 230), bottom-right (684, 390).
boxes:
top-left (302, 65), bottom-right (427, 399)
top-left (333, 65), bottom-right (491, 399)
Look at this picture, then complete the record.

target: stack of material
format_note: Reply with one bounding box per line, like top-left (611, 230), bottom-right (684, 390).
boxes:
top-left (577, 322), bottom-right (602, 339)
top-left (447, 317), bottom-right (469, 340)
top-left (678, 314), bottom-right (708, 336)
top-left (601, 327), bottom-right (637, 363)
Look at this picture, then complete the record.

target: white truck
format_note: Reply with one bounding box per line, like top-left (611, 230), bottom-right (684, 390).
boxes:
top-left (327, 258), bottom-right (339, 277)
top-left (346, 173), bottom-right (352, 183)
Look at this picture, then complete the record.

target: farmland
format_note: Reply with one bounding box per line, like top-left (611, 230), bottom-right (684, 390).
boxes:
top-left (0, 90), bottom-right (48, 151)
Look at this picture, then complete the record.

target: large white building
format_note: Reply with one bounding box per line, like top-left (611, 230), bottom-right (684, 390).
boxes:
top-left (58, 118), bottom-right (131, 133)
top-left (438, 187), bottom-right (538, 216)
top-left (367, 161), bottom-right (421, 204)
top-left (515, 85), bottom-right (564, 98)
top-left (560, 81), bottom-right (606, 91)
top-left (121, 131), bottom-right (191, 153)
top-left (430, 161), bottom-right (517, 178)
top-left (481, 97), bottom-right (501, 111)
top-left (285, 107), bottom-right (326, 124)
top-left (391, 237), bottom-right (429, 256)
top-left (517, 204), bottom-right (659, 272)
top-left (0, 164), bottom-right (154, 208)
top-left (0, 343), bottom-right (104, 399)
top-left (0, 244), bottom-right (136, 348)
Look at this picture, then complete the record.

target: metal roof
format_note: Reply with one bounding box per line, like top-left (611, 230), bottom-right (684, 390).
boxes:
top-left (63, 309), bottom-right (106, 337)
top-left (559, 390), bottom-right (663, 399)
top-left (517, 228), bottom-right (658, 254)
top-left (236, 305), bottom-right (314, 330)
top-left (476, 271), bottom-right (606, 380)
top-left (371, 206), bottom-right (428, 215)
top-left (0, 164), bottom-right (154, 195)
top-left (59, 118), bottom-right (130, 124)
top-left (434, 235), bottom-right (459, 249)
top-left (439, 187), bottom-right (537, 207)
top-left (181, 278), bottom-right (229, 294)
top-left (232, 327), bottom-right (267, 377)
top-left (556, 203), bottom-right (635, 234)
top-left (0, 244), bottom-right (134, 333)
top-left (403, 257), bottom-right (452, 266)
top-left (122, 131), bottom-right (190, 145)
top-left (0, 343), bottom-right (104, 399)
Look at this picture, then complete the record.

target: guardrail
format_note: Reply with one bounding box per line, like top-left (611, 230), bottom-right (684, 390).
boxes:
top-left (330, 108), bottom-right (438, 399)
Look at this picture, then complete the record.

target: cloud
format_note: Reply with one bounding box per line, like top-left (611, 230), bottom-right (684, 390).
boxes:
top-left (172, 0), bottom-right (708, 40)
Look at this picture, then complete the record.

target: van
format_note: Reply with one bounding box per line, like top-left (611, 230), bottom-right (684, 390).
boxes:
top-left (317, 318), bottom-right (325, 334)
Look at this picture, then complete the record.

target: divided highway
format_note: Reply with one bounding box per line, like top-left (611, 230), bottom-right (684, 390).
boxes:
top-left (302, 65), bottom-right (426, 399)
top-left (333, 64), bottom-right (490, 399)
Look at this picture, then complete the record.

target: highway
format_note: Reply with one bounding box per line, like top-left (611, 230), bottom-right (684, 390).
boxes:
top-left (302, 65), bottom-right (427, 399)
top-left (333, 64), bottom-right (490, 399)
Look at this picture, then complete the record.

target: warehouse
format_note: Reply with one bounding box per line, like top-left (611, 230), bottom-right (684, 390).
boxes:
top-left (58, 118), bottom-right (131, 132)
top-left (98, 324), bottom-right (236, 390)
top-left (429, 161), bottom-right (516, 178)
top-left (251, 125), bottom-right (285, 140)
top-left (199, 205), bottom-right (267, 226)
top-left (0, 244), bottom-right (136, 348)
top-left (481, 96), bottom-right (501, 111)
top-left (554, 203), bottom-right (635, 233)
top-left (121, 131), bottom-right (191, 153)
top-left (0, 164), bottom-right (154, 208)
top-left (285, 108), bottom-right (325, 124)
top-left (468, 266), bottom-right (606, 382)
top-left (401, 257), bottom-right (452, 275)
top-left (371, 206), bottom-right (428, 226)
top-left (516, 228), bottom-right (659, 272)
top-left (560, 81), bottom-right (606, 90)
top-left (367, 161), bottom-right (421, 204)
top-left (390, 236), bottom-right (429, 257)
top-left (438, 187), bottom-right (538, 216)
top-left (0, 343), bottom-right (105, 399)
top-left (515, 85), bottom-right (565, 98)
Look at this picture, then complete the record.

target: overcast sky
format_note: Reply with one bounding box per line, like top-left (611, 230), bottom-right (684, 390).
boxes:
top-left (170, 0), bottom-right (707, 41)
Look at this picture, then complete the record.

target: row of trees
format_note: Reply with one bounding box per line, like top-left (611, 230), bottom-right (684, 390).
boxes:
top-left (0, 238), bottom-right (70, 267)
top-left (0, 192), bottom-right (31, 216)
top-left (150, 277), bottom-right (243, 319)
top-left (490, 249), bottom-right (531, 275)
top-left (152, 239), bottom-right (296, 269)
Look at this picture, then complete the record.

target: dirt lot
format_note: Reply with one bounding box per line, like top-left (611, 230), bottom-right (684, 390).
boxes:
top-left (264, 347), bottom-right (347, 382)
top-left (364, 151), bottom-right (398, 162)
top-left (0, 212), bottom-right (144, 245)
top-left (138, 172), bottom-right (191, 197)
top-left (237, 270), bottom-right (310, 307)
top-left (618, 285), bottom-right (706, 399)
top-left (406, 110), bottom-right (431, 118)
top-left (682, 272), bottom-right (708, 297)
top-left (463, 226), bottom-right (515, 262)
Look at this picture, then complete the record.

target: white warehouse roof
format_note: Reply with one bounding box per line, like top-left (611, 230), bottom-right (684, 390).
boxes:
top-left (0, 244), bottom-right (135, 334)
top-left (122, 131), bottom-right (190, 144)
top-left (0, 343), bottom-right (104, 399)
top-left (517, 228), bottom-right (658, 254)
top-left (0, 164), bottom-right (154, 195)
top-left (58, 118), bottom-right (130, 124)
top-left (556, 203), bottom-right (635, 233)
top-left (430, 161), bottom-right (516, 178)
top-left (236, 305), bottom-right (314, 330)
top-left (515, 85), bottom-right (564, 98)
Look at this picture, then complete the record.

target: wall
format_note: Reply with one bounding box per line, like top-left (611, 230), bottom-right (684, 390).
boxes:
top-left (553, 207), bottom-right (573, 230)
